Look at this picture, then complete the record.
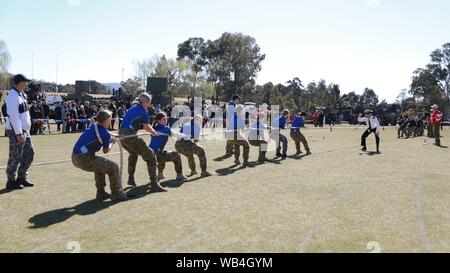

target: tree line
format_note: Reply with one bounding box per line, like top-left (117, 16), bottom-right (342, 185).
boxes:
top-left (1, 36), bottom-right (449, 115)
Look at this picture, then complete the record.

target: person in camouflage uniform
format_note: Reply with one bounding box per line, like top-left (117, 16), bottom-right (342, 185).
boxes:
top-left (397, 115), bottom-right (407, 139)
top-left (248, 112), bottom-right (269, 163)
top-left (175, 115), bottom-right (212, 177)
top-left (149, 112), bottom-right (187, 182)
top-left (272, 109), bottom-right (290, 159)
top-left (224, 95), bottom-right (241, 156)
top-left (425, 112), bottom-right (434, 138)
top-left (72, 110), bottom-right (127, 201)
top-left (290, 112), bottom-right (312, 155)
top-left (118, 93), bottom-right (166, 193)
top-left (5, 74), bottom-right (35, 190)
top-left (226, 105), bottom-right (250, 166)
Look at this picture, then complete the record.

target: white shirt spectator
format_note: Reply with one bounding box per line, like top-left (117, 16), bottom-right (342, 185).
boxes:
top-left (5, 88), bottom-right (31, 136)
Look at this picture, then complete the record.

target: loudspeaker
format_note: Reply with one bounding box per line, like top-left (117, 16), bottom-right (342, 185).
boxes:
top-left (152, 95), bottom-right (171, 106)
top-left (146, 77), bottom-right (168, 95)
top-left (75, 81), bottom-right (92, 99)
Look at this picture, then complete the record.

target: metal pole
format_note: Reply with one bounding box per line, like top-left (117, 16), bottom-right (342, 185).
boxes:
top-left (31, 52), bottom-right (34, 79)
top-left (56, 54), bottom-right (59, 93)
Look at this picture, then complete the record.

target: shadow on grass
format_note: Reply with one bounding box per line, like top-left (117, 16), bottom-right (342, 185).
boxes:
top-left (435, 145), bottom-right (448, 149)
top-left (213, 154), bottom-right (233, 162)
top-left (215, 159), bottom-right (284, 176)
top-left (0, 188), bottom-right (18, 195)
top-left (160, 179), bottom-right (185, 188)
top-left (28, 185), bottom-right (151, 229)
top-left (359, 151), bottom-right (382, 156)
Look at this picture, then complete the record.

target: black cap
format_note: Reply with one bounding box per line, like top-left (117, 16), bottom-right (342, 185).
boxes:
top-left (232, 94), bottom-right (241, 101)
top-left (13, 74), bottom-right (31, 85)
top-left (300, 112), bottom-right (307, 116)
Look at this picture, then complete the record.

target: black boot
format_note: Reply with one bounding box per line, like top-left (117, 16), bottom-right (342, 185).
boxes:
top-left (16, 178), bottom-right (34, 188)
top-left (6, 180), bottom-right (23, 190)
top-left (128, 175), bottom-right (137, 187)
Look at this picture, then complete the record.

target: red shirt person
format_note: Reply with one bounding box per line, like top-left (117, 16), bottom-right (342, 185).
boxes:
top-left (430, 104), bottom-right (443, 146)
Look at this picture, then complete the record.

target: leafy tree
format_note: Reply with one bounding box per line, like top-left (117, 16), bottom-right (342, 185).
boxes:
top-left (286, 77), bottom-right (303, 111)
top-left (0, 40), bottom-right (11, 90)
top-left (121, 77), bottom-right (142, 95)
top-left (205, 32), bottom-right (265, 101)
top-left (177, 38), bottom-right (209, 97)
top-left (360, 88), bottom-right (379, 108)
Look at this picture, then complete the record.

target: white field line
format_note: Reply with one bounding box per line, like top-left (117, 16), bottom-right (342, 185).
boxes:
top-left (415, 154), bottom-right (433, 252)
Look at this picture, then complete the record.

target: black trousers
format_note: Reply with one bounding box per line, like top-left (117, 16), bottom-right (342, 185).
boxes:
top-left (361, 128), bottom-right (380, 151)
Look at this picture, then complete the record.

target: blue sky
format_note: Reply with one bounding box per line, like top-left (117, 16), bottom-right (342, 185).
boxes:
top-left (1, 0), bottom-right (449, 102)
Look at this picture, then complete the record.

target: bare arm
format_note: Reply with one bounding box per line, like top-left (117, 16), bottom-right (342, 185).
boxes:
top-left (144, 124), bottom-right (160, 136)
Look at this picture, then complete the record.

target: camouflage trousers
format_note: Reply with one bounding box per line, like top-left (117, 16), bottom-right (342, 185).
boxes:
top-left (276, 133), bottom-right (288, 155)
top-left (225, 141), bottom-right (234, 155)
top-left (290, 131), bottom-right (310, 153)
top-left (72, 153), bottom-right (123, 193)
top-left (156, 151), bottom-right (183, 175)
top-left (5, 130), bottom-right (35, 181)
top-left (434, 125), bottom-right (441, 145)
top-left (175, 139), bottom-right (207, 172)
top-left (249, 139), bottom-right (268, 162)
top-left (119, 129), bottom-right (157, 182)
top-left (427, 124), bottom-right (435, 138)
top-left (226, 132), bottom-right (250, 162)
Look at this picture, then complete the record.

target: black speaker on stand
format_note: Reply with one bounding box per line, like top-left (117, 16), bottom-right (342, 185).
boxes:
top-left (146, 77), bottom-right (171, 106)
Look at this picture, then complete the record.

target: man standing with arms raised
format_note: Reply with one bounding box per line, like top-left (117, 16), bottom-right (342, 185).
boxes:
top-left (4, 74), bottom-right (35, 190)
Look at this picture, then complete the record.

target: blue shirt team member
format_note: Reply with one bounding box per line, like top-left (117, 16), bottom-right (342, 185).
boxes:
top-left (227, 105), bottom-right (250, 166)
top-left (149, 112), bottom-right (187, 182)
top-left (175, 115), bottom-right (212, 178)
top-left (290, 112), bottom-right (312, 155)
top-left (271, 109), bottom-right (290, 159)
top-left (248, 112), bottom-right (269, 163)
top-left (225, 94), bottom-right (241, 156)
top-left (72, 110), bottom-right (128, 201)
top-left (118, 92), bottom-right (166, 193)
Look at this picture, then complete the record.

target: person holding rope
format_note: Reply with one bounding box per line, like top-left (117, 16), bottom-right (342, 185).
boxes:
top-left (248, 112), bottom-right (269, 163)
top-left (227, 104), bottom-right (250, 166)
top-left (273, 109), bottom-right (290, 159)
top-left (72, 110), bottom-right (128, 201)
top-left (150, 112), bottom-right (188, 182)
top-left (175, 115), bottom-right (212, 178)
top-left (290, 112), bottom-right (312, 156)
top-left (118, 92), bottom-right (166, 193)
top-left (225, 94), bottom-right (241, 156)
top-left (358, 110), bottom-right (381, 153)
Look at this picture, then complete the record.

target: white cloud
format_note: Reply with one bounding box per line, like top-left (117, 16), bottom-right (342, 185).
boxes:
top-left (367, 0), bottom-right (384, 6)
top-left (66, 0), bottom-right (81, 6)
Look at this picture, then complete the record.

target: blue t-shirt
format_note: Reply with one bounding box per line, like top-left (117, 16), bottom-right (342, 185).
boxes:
top-left (228, 115), bottom-right (246, 131)
top-left (278, 116), bottom-right (287, 129)
top-left (180, 121), bottom-right (201, 140)
top-left (149, 124), bottom-right (173, 152)
top-left (73, 124), bottom-right (111, 154)
top-left (249, 121), bottom-right (267, 139)
top-left (120, 104), bottom-right (149, 132)
top-left (291, 116), bottom-right (305, 132)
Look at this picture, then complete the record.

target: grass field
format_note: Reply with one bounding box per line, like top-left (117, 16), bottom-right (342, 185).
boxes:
top-left (0, 125), bottom-right (449, 253)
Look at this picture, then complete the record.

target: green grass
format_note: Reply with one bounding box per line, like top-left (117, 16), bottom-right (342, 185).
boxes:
top-left (0, 125), bottom-right (449, 253)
